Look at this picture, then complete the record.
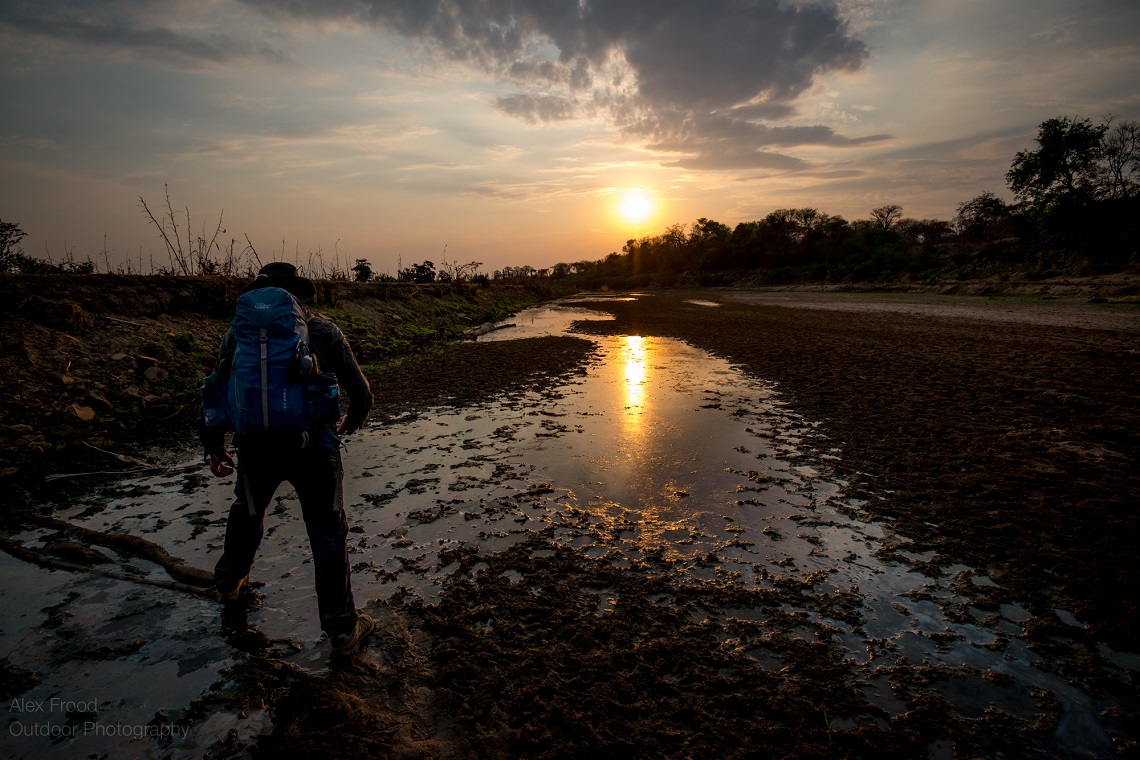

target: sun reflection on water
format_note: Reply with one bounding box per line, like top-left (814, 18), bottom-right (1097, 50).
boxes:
top-left (621, 335), bottom-right (648, 430)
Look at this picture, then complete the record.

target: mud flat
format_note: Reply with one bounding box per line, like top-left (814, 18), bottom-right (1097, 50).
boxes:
top-left (2, 291), bottom-right (1137, 758)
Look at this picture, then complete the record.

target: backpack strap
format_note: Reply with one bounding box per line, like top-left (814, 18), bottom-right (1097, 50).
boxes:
top-left (259, 327), bottom-right (270, 430)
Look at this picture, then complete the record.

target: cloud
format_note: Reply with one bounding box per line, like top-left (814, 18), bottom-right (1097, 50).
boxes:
top-left (241, 0), bottom-right (877, 167)
top-left (4, 136), bottom-right (63, 151)
top-left (0, 0), bottom-right (288, 66)
top-left (644, 111), bottom-right (889, 150)
top-left (3, 1), bottom-right (889, 195)
top-left (469, 178), bottom-right (577, 201)
top-left (495, 93), bottom-right (581, 123)
top-left (632, 108), bottom-right (889, 171)
top-left (803, 168), bottom-right (865, 179)
top-left (663, 149), bottom-right (807, 172)
top-left (244, 0), bottom-right (867, 108)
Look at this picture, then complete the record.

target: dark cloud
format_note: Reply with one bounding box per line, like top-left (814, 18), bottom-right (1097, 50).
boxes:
top-left (609, 2), bottom-right (866, 110)
top-left (642, 111), bottom-right (889, 151)
top-left (729, 102), bottom-right (800, 122)
top-left (643, 112), bottom-right (878, 171)
top-left (241, 0), bottom-right (879, 167)
top-left (243, 0), bottom-right (868, 109)
top-left (626, 108), bottom-right (888, 171)
top-left (496, 93), bottom-right (581, 123)
top-left (11, 0), bottom-right (881, 170)
top-left (0, 0), bottom-right (288, 65)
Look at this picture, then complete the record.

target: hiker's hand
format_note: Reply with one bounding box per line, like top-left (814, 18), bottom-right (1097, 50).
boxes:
top-left (209, 450), bottom-right (235, 478)
top-left (336, 415), bottom-right (350, 436)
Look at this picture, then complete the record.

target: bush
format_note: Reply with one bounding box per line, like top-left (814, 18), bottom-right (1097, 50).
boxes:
top-left (764, 266), bottom-right (798, 284)
top-left (950, 250), bottom-right (972, 267)
top-left (172, 331), bottom-right (203, 353)
top-left (141, 339), bottom-right (170, 360)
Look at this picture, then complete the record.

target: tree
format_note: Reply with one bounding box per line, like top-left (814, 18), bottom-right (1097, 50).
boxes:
top-left (869, 204), bottom-right (903, 230)
top-left (351, 258), bottom-right (373, 282)
top-left (0, 218), bottom-right (27, 273)
top-left (690, 218), bottom-right (731, 245)
top-left (690, 218), bottom-right (731, 269)
top-left (0, 220), bottom-right (95, 274)
top-left (1102, 118), bottom-right (1140, 200)
top-left (398, 260), bottom-right (436, 283)
top-left (1006, 116), bottom-right (1107, 209)
top-left (898, 218), bottom-right (953, 247)
top-left (493, 265), bottom-right (541, 280)
top-left (757, 210), bottom-right (798, 263)
top-left (439, 259), bottom-right (483, 281)
top-left (954, 192), bottom-right (1012, 240)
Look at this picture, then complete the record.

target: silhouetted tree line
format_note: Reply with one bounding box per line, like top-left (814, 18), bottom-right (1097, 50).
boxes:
top-left (3, 115), bottom-right (1136, 285)
top-left (0, 218), bottom-right (96, 275)
top-left (354, 258), bottom-right (488, 285)
top-left (533, 114), bottom-right (1138, 288)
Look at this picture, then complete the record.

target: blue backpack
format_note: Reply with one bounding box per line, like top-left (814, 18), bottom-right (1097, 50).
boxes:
top-left (201, 287), bottom-right (340, 441)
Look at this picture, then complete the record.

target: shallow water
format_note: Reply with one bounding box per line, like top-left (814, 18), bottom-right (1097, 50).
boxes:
top-left (2, 295), bottom-right (1133, 758)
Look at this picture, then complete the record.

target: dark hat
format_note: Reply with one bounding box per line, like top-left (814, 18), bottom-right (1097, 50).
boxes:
top-left (243, 262), bottom-right (315, 301)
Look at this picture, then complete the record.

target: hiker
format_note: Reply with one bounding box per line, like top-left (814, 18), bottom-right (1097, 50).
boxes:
top-left (200, 262), bottom-right (375, 656)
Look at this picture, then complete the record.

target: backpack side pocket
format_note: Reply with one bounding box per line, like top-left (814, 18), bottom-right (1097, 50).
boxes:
top-left (304, 371), bottom-right (341, 425)
top-left (200, 370), bottom-right (233, 432)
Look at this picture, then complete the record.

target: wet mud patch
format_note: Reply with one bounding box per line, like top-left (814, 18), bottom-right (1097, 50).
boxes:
top-left (261, 531), bottom-right (1097, 760)
top-left (256, 535), bottom-right (880, 759)
top-left (410, 535), bottom-right (875, 759)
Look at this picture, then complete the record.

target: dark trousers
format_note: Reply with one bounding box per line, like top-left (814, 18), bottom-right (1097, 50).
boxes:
top-left (214, 442), bottom-right (358, 636)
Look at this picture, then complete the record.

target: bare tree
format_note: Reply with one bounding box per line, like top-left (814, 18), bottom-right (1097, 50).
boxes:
top-left (139, 184), bottom-right (227, 275)
top-left (1102, 118), bottom-right (1140, 199)
top-left (870, 204), bottom-right (903, 230)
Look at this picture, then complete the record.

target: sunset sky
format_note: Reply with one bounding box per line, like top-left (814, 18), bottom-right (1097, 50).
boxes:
top-left (2, 0), bottom-right (1138, 276)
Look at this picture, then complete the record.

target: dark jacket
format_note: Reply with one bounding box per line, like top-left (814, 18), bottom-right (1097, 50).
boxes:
top-left (199, 309), bottom-right (373, 454)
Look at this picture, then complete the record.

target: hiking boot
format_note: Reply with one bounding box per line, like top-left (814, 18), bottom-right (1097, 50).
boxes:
top-left (330, 613), bottom-right (374, 656)
top-left (218, 574), bottom-right (249, 602)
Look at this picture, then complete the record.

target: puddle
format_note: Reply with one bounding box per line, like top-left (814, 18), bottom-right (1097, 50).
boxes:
top-left (2, 294), bottom-right (1134, 758)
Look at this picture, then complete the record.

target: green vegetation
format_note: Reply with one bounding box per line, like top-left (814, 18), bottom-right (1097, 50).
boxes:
top-left (141, 339), bottom-right (170, 360)
top-left (318, 285), bottom-right (547, 367)
top-left (171, 330), bottom-right (205, 353)
top-left (352, 259), bottom-right (373, 282)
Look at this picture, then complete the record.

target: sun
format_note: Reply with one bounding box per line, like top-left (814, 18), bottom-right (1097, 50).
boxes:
top-left (618, 189), bottom-right (653, 225)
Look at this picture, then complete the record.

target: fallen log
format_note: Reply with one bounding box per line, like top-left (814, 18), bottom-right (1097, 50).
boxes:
top-left (462, 322), bottom-right (515, 339)
top-left (29, 515), bottom-right (215, 586)
top-left (0, 535), bottom-right (220, 601)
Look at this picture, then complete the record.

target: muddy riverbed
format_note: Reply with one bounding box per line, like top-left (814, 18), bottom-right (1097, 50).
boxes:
top-left (2, 291), bottom-right (1138, 758)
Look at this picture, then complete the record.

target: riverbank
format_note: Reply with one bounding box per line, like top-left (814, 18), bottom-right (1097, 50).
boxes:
top-left (0, 274), bottom-right (560, 504)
